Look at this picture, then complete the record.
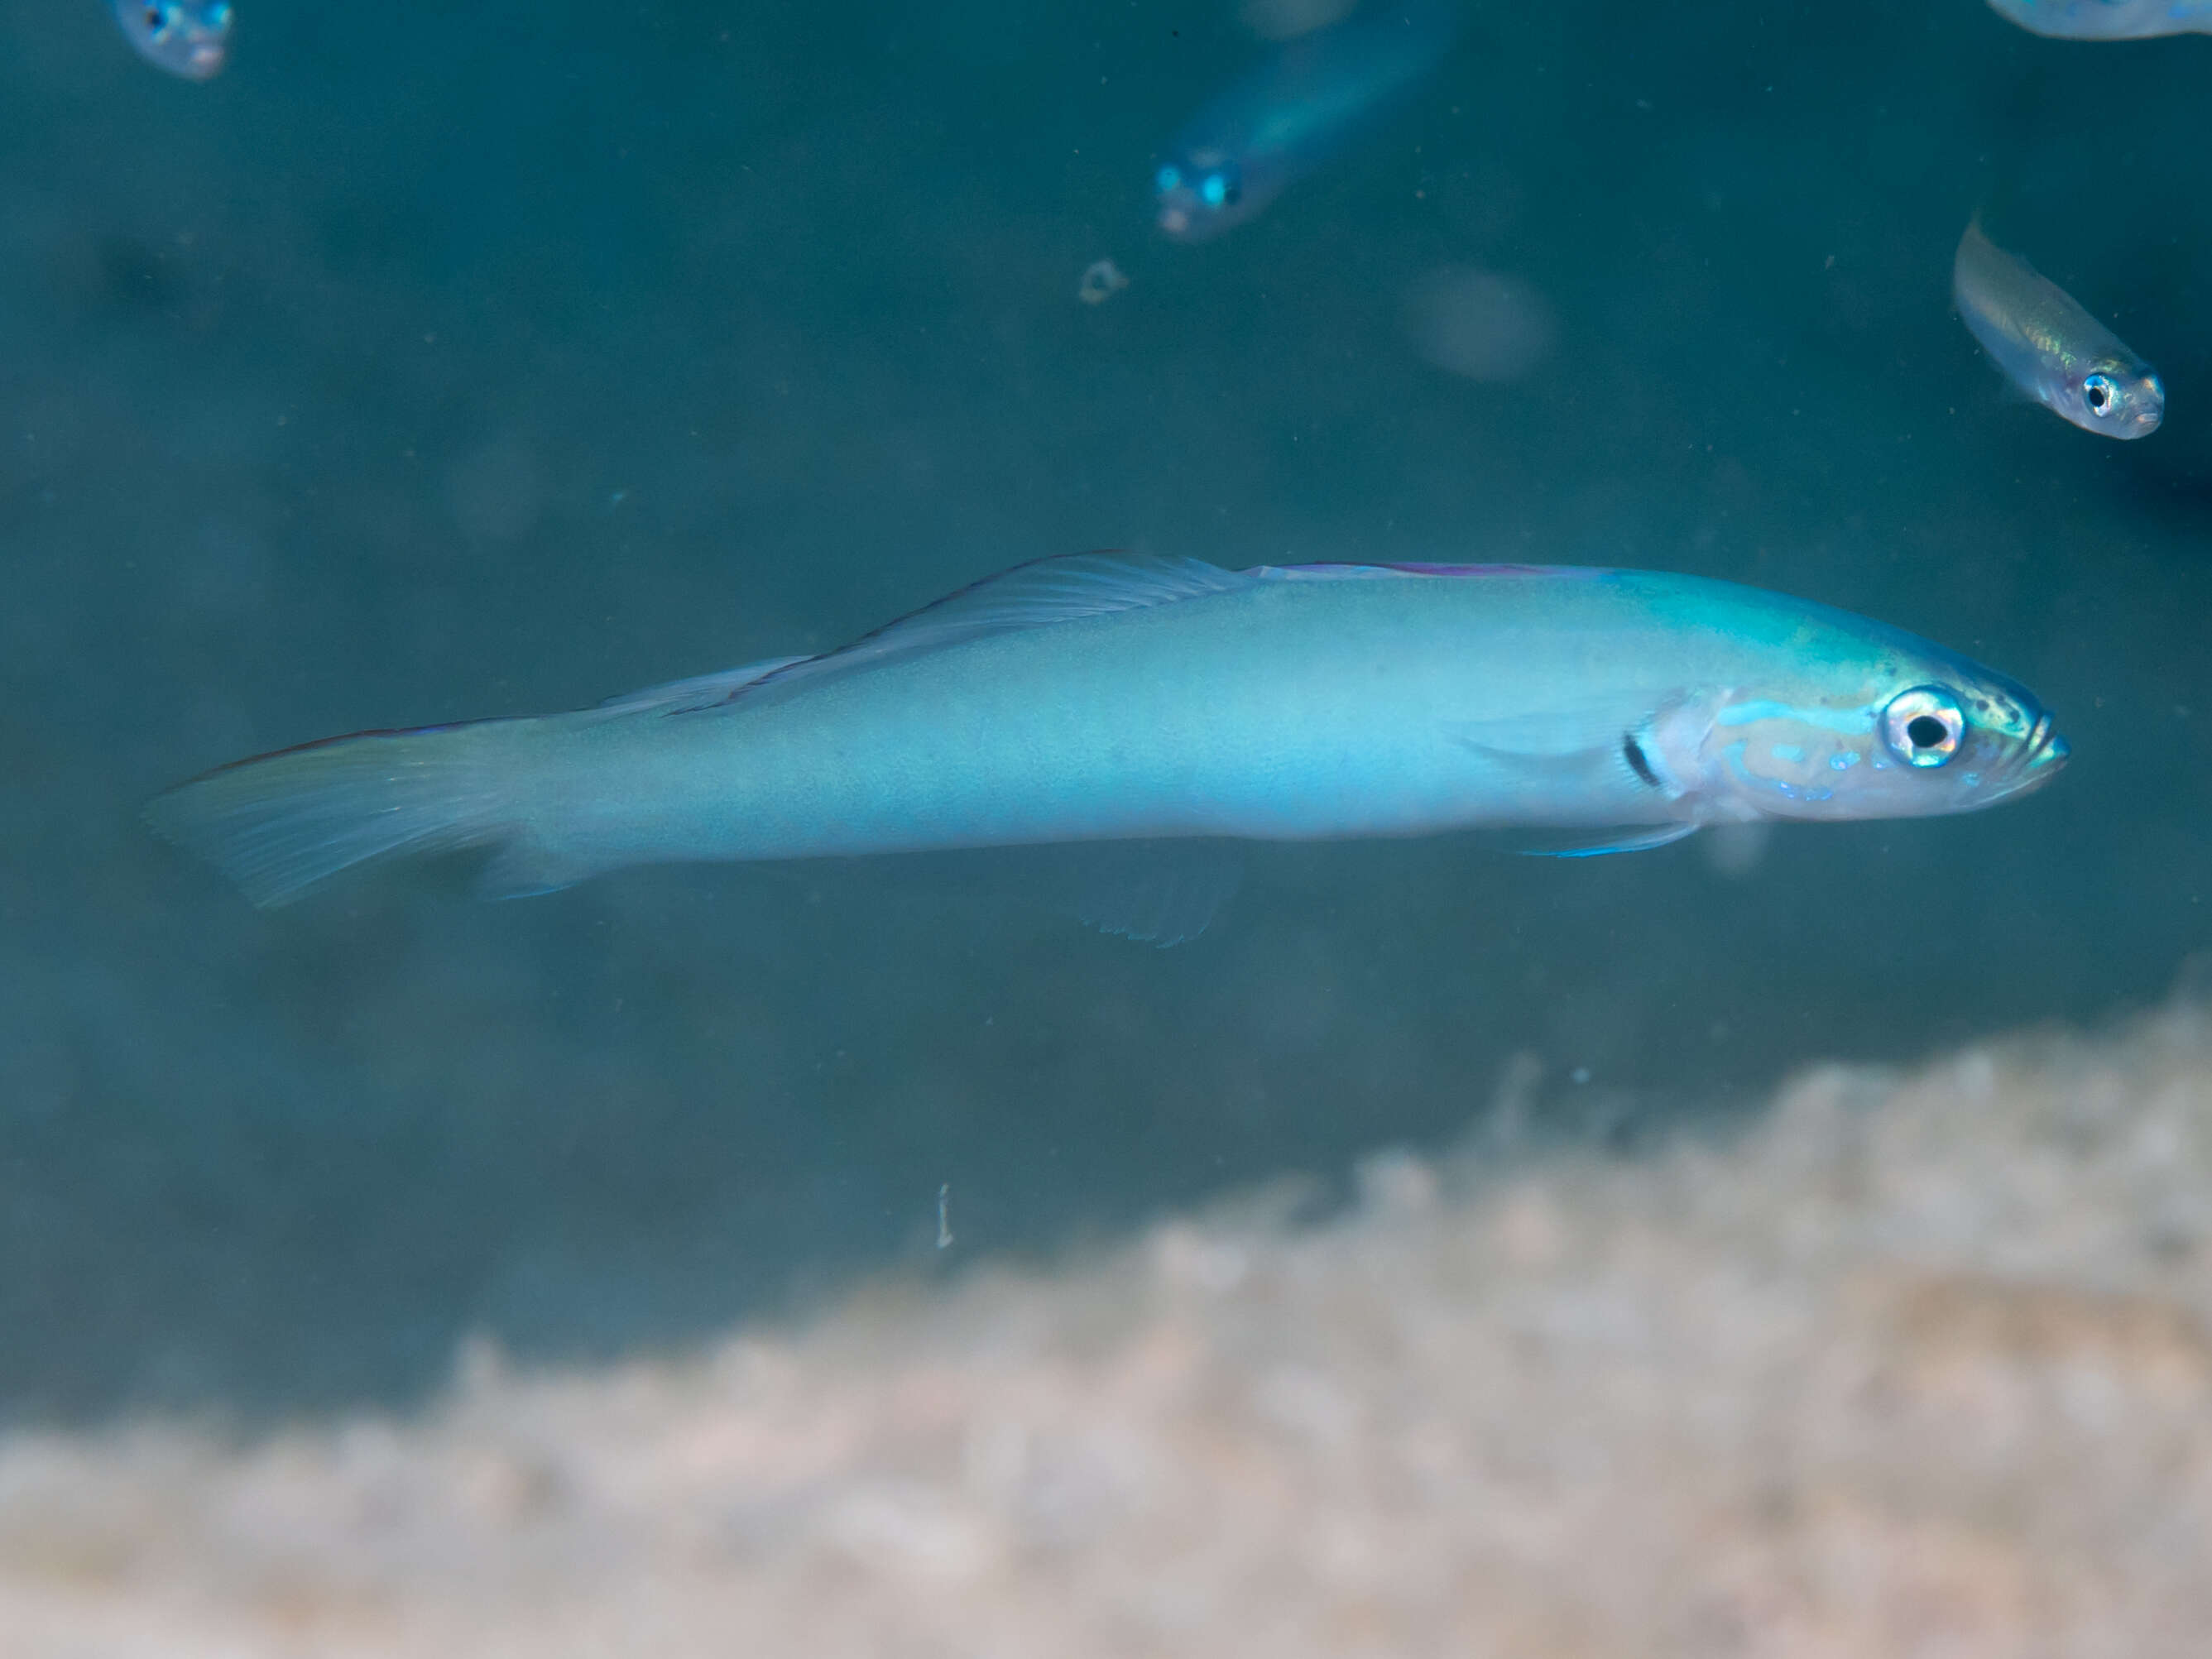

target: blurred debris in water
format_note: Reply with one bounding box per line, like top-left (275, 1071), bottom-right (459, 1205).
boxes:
top-left (1076, 258), bottom-right (1129, 305)
top-left (1403, 266), bottom-right (1560, 384)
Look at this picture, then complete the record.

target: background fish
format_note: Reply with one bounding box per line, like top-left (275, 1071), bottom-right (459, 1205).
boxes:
top-left (148, 554), bottom-right (2067, 934)
top-left (1985, 0), bottom-right (2212, 38)
top-left (1952, 216), bottom-right (2164, 439)
top-left (111, 0), bottom-right (231, 80)
top-left (1155, 0), bottom-right (1456, 242)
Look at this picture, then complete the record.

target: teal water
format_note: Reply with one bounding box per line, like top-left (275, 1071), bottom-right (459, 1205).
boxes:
top-left (0, 0), bottom-right (2205, 1419)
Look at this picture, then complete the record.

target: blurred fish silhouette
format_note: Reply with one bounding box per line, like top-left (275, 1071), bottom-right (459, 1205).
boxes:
top-left (1985, 0), bottom-right (2211, 37)
top-left (1953, 216), bottom-right (2163, 439)
top-left (1155, 0), bottom-right (1457, 242)
top-left (112, 0), bottom-right (232, 80)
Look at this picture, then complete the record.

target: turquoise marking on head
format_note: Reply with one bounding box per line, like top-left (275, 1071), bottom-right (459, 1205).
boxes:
top-left (1715, 699), bottom-right (1875, 736)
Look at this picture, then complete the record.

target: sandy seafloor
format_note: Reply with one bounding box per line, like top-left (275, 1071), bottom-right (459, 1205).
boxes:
top-left (4, 0), bottom-right (2212, 1650)
top-left (7, 995), bottom-right (2212, 1657)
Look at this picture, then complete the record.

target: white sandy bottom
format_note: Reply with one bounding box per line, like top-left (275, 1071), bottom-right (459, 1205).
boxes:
top-left (7, 1005), bottom-right (2212, 1658)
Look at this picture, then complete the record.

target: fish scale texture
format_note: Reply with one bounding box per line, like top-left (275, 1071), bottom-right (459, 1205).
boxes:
top-left (6, 1001), bottom-right (2212, 1657)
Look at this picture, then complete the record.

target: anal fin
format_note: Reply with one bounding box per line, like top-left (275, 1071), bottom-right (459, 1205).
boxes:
top-left (1047, 840), bottom-right (1246, 947)
top-left (1513, 823), bottom-right (1701, 859)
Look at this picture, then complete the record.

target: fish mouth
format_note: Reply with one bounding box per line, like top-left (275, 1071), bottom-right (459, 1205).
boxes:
top-left (2012, 709), bottom-right (2070, 789)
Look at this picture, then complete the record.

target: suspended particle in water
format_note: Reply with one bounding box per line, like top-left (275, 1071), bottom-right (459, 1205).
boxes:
top-left (937, 1183), bottom-right (953, 1249)
top-left (1077, 259), bottom-right (1130, 306)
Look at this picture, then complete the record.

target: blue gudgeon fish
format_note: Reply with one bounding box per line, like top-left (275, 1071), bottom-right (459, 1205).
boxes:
top-left (1155, 0), bottom-right (1456, 241)
top-left (149, 556), bottom-right (2069, 937)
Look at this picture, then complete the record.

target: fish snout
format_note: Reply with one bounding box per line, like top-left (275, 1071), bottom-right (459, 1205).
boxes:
top-left (2126, 375), bottom-right (2166, 438)
top-left (2013, 709), bottom-right (2070, 789)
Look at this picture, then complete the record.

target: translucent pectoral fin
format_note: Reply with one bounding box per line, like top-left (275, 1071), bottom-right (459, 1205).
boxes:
top-left (1444, 694), bottom-right (1709, 807)
top-left (1443, 701), bottom-right (1644, 760)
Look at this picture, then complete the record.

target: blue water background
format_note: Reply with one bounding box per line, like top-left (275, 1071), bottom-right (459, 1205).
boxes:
top-left (0, 0), bottom-right (2206, 1418)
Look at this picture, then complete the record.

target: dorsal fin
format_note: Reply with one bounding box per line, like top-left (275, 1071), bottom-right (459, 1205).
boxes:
top-left (593, 655), bottom-right (813, 717)
top-left (699, 552), bottom-right (1253, 712)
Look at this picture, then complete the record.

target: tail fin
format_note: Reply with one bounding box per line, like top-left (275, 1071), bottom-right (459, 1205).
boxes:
top-left (146, 718), bottom-right (533, 907)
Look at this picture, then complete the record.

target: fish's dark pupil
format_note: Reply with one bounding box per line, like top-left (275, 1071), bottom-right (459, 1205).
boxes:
top-left (1906, 715), bottom-right (1947, 748)
top-left (2086, 381), bottom-right (2110, 412)
top-left (1622, 732), bottom-right (1659, 786)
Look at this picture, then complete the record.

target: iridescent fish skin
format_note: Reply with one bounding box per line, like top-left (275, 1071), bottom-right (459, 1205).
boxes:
top-left (1986, 0), bottom-right (2212, 38)
top-left (1155, 0), bottom-right (1456, 242)
top-left (112, 0), bottom-right (232, 80)
top-left (148, 556), bottom-right (2066, 920)
top-left (1953, 217), bottom-right (2163, 439)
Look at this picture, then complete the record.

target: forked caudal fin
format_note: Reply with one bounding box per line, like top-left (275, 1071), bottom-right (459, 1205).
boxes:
top-left (145, 718), bottom-right (545, 908)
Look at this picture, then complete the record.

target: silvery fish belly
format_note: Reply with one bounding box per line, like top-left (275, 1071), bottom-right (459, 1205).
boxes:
top-left (147, 555), bottom-right (2070, 932)
top-left (1953, 217), bottom-right (2164, 439)
top-left (1155, 0), bottom-right (1456, 241)
top-left (112, 0), bottom-right (232, 79)
top-left (1985, 0), bottom-right (2212, 37)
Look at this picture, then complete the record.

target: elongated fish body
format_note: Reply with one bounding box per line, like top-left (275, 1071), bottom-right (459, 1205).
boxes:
top-left (1953, 218), bottom-right (2164, 438)
top-left (1155, 0), bottom-right (1456, 241)
top-left (150, 557), bottom-right (2069, 921)
top-left (112, 0), bottom-right (232, 79)
top-left (1986, 0), bottom-right (2212, 38)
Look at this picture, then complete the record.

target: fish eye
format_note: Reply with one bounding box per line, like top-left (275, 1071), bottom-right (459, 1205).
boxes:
top-left (2083, 373), bottom-right (2116, 416)
top-left (1879, 686), bottom-right (1966, 768)
top-left (1155, 165), bottom-right (1181, 194)
top-left (1201, 174), bottom-right (1229, 208)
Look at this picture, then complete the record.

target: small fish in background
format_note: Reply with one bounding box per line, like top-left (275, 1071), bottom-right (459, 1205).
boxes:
top-left (1984, 0), bottom-right (2212, 39)
top-left (1155, 0), bottom-right (1458, 242)
top-left (1953, 216), bottom-right (2163, 440)
top-left (1403, 267), bottom-right (1557, 382)
top-left (112, 0), bottom-right (232, 80)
